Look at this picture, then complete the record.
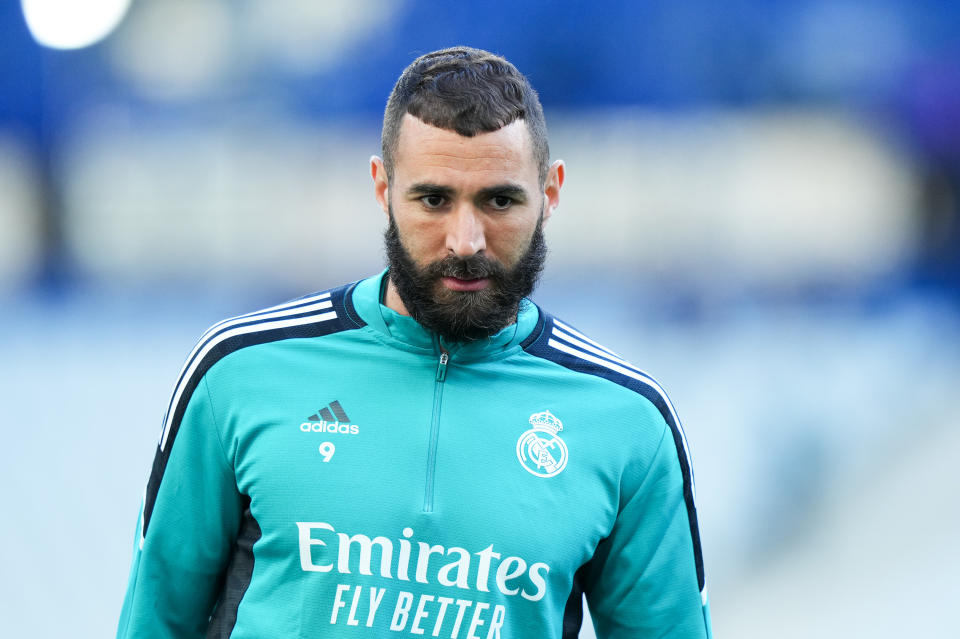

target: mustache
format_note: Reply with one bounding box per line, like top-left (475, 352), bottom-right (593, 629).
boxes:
top-left (424, 253), bottom-right (508, 281)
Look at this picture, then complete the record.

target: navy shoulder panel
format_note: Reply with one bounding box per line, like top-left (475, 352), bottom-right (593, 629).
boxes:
top-left (523, 312), bottom-right (677, 427)
top-left (523, 311), bottom-right (705, 594)
top-left (143, 281), bottom-right (365, 538)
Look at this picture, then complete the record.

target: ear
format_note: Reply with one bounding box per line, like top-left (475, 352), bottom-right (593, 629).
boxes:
top-left (542, 159), bottom-right (565, 225)
top-left (370, 155), bottom-right (390, 216)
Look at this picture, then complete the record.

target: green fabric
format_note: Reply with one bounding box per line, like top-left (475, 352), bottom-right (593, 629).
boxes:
top-left (118, 271), bottom-right (711, 638)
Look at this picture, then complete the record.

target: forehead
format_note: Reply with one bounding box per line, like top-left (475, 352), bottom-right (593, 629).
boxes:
top-left (393, 114), bottom-right (538, 186)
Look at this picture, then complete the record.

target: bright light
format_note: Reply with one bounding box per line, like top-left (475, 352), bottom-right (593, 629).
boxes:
top-left (22, 0), bottom-right (132, 50)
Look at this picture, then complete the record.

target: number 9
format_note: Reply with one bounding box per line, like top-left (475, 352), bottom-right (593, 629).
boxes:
top-left (318, 442), bottom-right (335, 462)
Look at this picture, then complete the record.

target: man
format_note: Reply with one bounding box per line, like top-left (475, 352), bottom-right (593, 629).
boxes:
top-left (118, 47), bottom-right (712, 638)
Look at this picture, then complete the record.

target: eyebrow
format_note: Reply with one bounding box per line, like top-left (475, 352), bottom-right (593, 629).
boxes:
top-left (405, 182), bottom-right (530, 204)
top-left (405, 183), bottom-right (455, 198)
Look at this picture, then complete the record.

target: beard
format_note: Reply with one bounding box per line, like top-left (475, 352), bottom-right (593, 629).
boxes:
top-left (384, 207), bottom-right (547, 343)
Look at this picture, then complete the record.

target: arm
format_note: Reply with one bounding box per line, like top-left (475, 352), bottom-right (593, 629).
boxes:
top-left (583, 424), bottom-right (712, 638)
top-left (117, 376), bottom-right (243, 638)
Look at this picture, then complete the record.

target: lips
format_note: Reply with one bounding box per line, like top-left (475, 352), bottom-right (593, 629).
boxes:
top-left (441, 276), bottom-right (490, 292)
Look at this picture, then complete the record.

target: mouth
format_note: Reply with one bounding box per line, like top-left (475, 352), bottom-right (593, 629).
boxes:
top-left (441, 276), bottom-right (490, 292)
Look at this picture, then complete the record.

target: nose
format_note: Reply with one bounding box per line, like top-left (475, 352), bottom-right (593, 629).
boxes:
top-left (446, 204), bottom-right (486, 257)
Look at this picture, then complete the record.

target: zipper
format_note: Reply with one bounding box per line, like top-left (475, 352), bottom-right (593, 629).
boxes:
top-left (435, 351), bottom-right (449, 382)
top-left (423, 348), bottom-right (448, 512)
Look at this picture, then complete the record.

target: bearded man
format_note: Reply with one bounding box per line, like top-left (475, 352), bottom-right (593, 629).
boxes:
top-left (117, 47), bottom-right (712, 639)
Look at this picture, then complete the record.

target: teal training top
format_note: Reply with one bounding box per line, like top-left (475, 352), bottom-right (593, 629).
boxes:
top-left (118, 271), bottom-right (712, 639)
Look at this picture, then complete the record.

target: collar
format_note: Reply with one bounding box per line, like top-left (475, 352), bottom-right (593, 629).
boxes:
top-left (350, 270), bottom-right (540, 362)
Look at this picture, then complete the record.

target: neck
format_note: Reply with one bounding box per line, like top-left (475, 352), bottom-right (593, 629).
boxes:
top-left (383, 276), bottom-right (411, 317)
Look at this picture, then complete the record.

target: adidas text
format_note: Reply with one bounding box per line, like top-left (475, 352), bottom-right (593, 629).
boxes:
top-left (301, 421), bottom-right (360, 435)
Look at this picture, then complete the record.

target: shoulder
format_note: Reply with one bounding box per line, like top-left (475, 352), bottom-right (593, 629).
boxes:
top-left (521, 311), bottom-right (680, 428)
top-left (189, 281), bottom-right (366, 374)
top-left (157, 281), bottom-right (366, 449)
top-left (521, 309), bottom-right (696, 476)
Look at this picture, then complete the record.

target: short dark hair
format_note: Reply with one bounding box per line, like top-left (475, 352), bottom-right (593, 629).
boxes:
top-left (381, 46), bottom-right (549, 184)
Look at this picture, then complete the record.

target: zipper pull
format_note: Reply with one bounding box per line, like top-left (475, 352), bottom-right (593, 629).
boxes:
top-left (436, 351), bottom-right (449, 382)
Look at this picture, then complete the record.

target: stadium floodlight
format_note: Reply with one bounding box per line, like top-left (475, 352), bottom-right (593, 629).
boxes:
top-left (22, 0), bottom-right (132, 50)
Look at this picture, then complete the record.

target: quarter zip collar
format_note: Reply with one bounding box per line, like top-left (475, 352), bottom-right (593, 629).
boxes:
top-left (351, 270), bottom-right (539, 361)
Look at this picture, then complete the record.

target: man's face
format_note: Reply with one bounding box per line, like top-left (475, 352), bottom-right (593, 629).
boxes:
top-left (372, 115), bottom-right (563, 342)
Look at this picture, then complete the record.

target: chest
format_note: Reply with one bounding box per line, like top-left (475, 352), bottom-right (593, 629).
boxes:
top-left (216, 349), bottom-right (626, 592)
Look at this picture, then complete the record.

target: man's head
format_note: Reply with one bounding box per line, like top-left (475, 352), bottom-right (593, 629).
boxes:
top-left (371, 47), bottom-right (564, 343)
top-left (381, 46), bottom-right (550, 186)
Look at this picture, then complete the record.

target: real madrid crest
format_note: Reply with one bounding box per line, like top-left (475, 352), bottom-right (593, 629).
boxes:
top-left (516, 410), bottom-right (568, 478)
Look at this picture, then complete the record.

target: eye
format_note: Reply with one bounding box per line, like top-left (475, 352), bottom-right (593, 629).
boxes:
top-left (488, 195), bottom-right (514, 210)
top-left (420, 194), bottom-right (447, 209)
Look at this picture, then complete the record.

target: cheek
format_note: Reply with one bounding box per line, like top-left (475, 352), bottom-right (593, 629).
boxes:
top-left (395, 216), bottom-right (447, 263)
top-left (488, 219), bottom-right (537, 262)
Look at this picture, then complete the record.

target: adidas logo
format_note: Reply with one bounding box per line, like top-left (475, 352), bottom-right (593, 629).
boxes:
top-left (300, 400), bottom-right (359, 435)
top-left (308, 400), bottom-right (350, 423)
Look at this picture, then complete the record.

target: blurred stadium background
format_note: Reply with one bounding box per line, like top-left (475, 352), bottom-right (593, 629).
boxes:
top-left (1, 1), bottom-right (958, 636)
